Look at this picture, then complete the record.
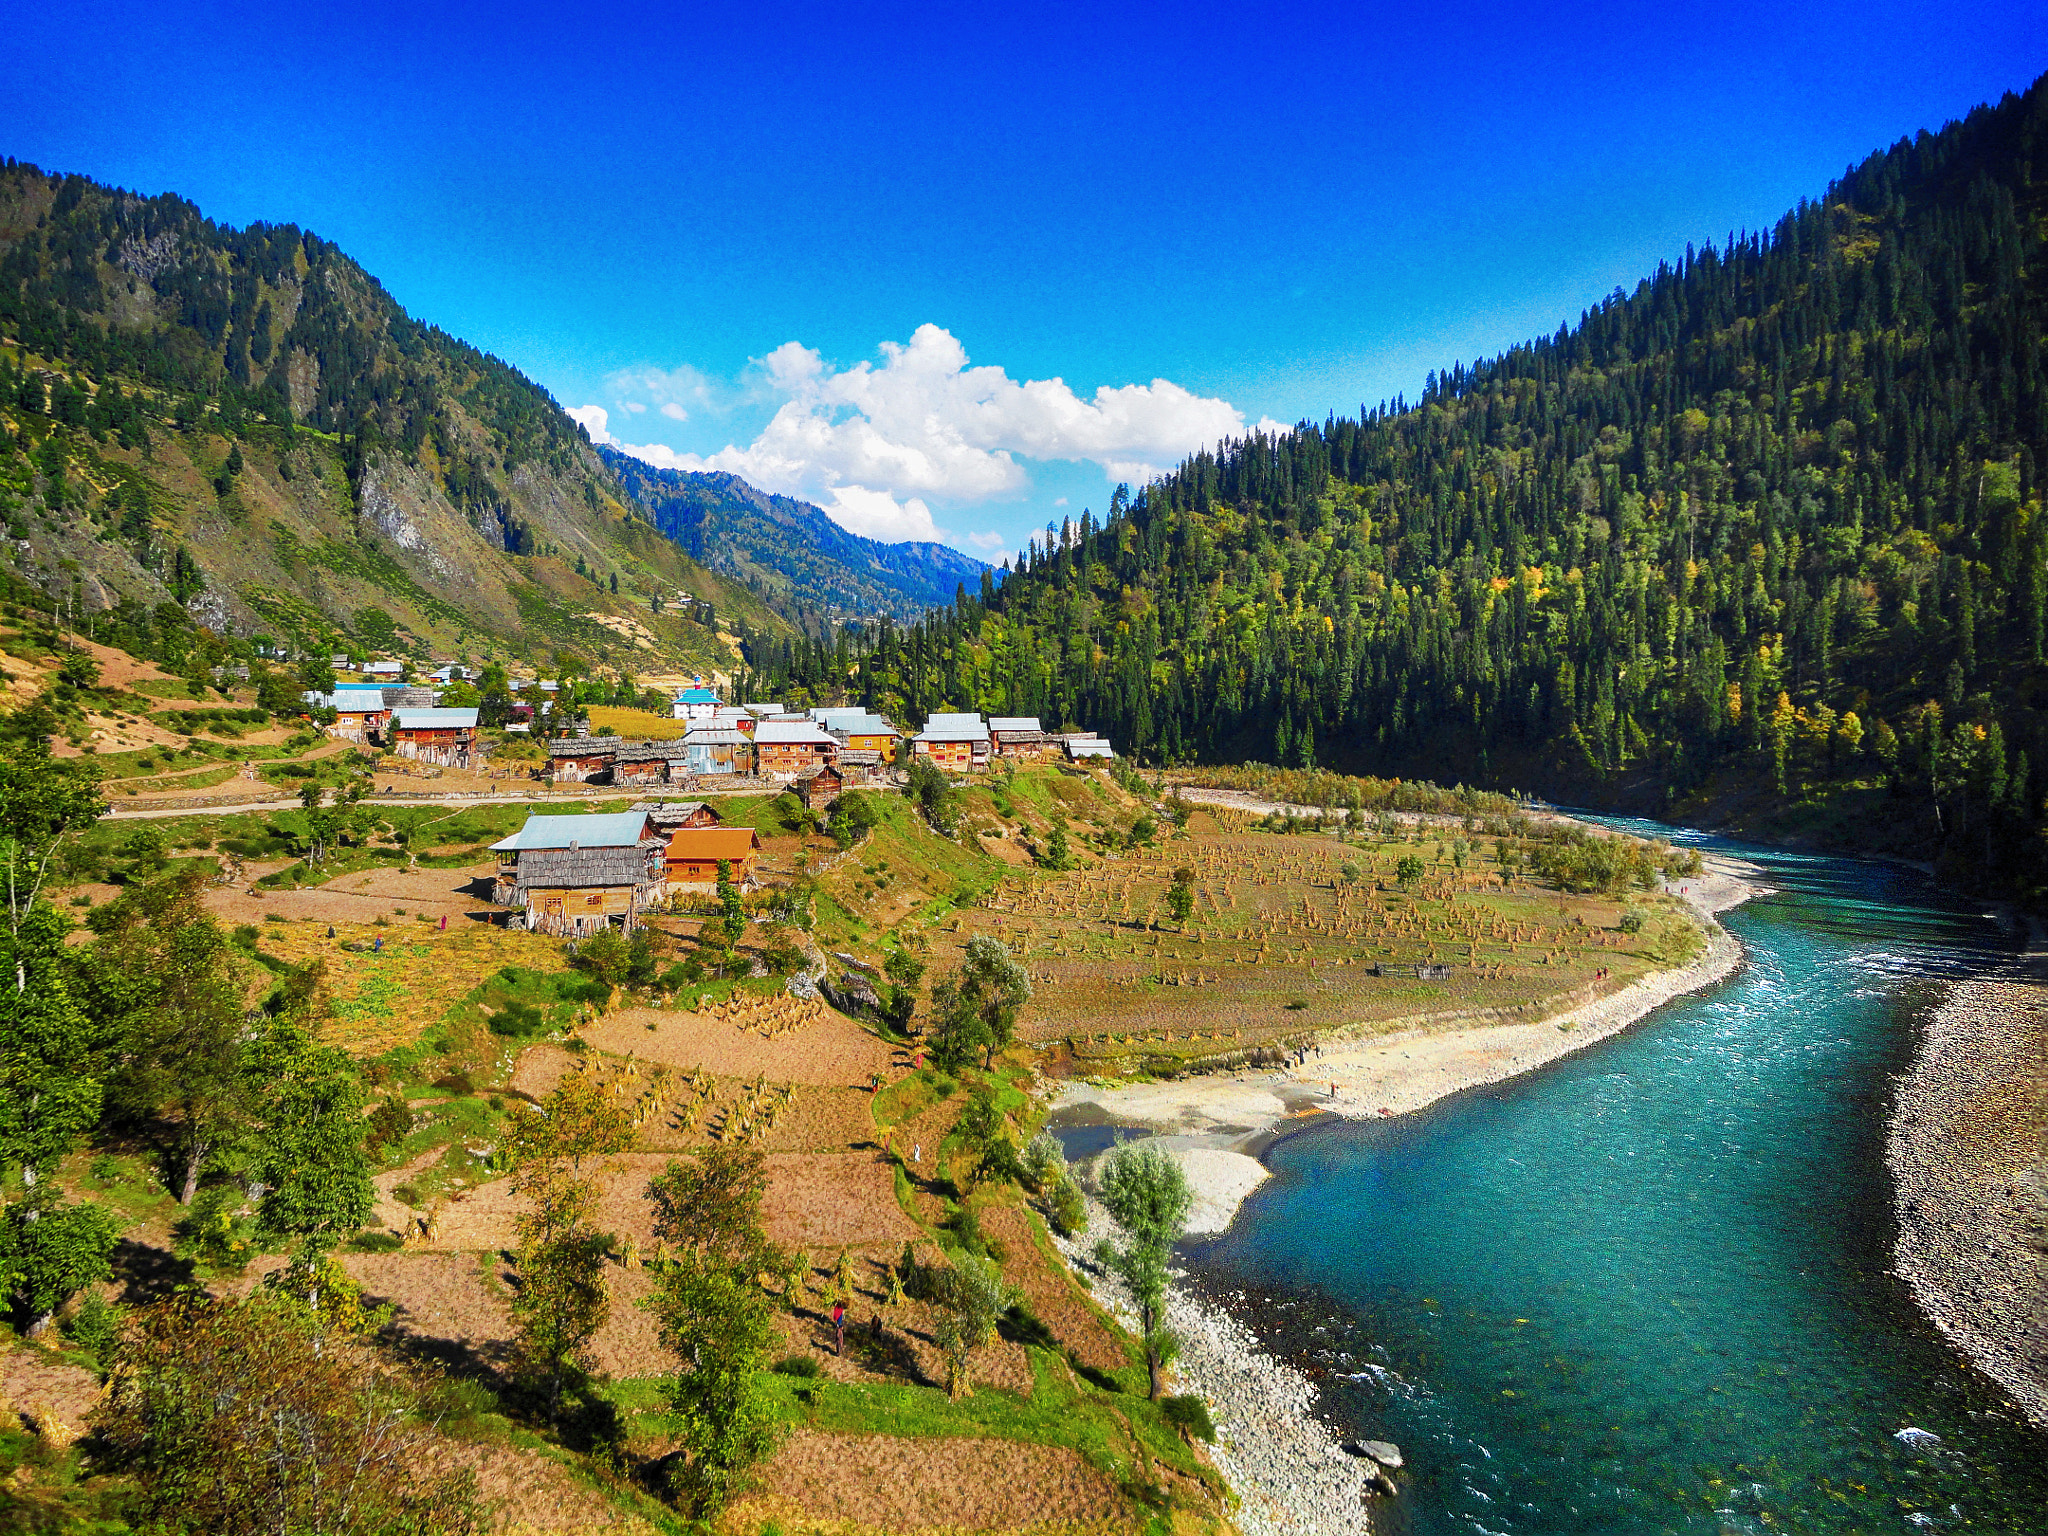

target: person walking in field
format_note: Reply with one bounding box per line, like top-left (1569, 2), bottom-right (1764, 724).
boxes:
top-left (830, 1300), bottom-right (846, 1356)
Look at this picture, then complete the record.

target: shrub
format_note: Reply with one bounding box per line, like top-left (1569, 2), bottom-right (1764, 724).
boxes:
top-left (1020, 1132), bottom-right (1067, 1196)
top-left (771, 1352), bottom-right (821, 1378)
top-left (175, 1185), bottom-right (255, 1272)
top-left (365, 1095), bottom-right (415, 1156)
top-left (1619, 910), bottom-right (1645, 934)
top-left (65, 1290), bottom-right (123, 1368)
top-left (1049, 1178), bottom-right (1087, 1237)
top-left (486, 999), bottom-right (548, 1038)
top-left (347, 1231), bottom-right (404, 1254)
top-left (1160, 1392), bottom-right (1216, 1442)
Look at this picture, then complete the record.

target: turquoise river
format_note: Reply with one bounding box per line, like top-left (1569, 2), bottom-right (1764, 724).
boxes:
top-left (1187, 823), bottom-right (2048, 1534)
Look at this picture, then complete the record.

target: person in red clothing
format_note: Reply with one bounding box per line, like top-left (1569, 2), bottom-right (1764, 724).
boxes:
top-left (830, 1300), bottom-right (846, 1356)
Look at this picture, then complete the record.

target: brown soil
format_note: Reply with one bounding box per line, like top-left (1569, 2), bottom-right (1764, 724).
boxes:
top-left (581, 1003), bottom-right (898, 1088)
top-left (733, 1431), bottom-right (1129, 1534)
top-left (0, 1343), bottom-right (100, 1444)
top-left (203, 860), bottom-right (501, 930)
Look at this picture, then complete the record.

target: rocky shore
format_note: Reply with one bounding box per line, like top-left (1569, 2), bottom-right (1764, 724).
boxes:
top-left (1049, 1202), bottom-right (1385, 1536)
top-left (1889, 960), bottom-right (2048, 1430)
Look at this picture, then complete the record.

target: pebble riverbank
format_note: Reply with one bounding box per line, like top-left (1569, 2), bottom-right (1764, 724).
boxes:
top-left (1049, 1201), bottom-right (1382, 1536)
top-left (1888, 962), bottom-right (2048, 1431)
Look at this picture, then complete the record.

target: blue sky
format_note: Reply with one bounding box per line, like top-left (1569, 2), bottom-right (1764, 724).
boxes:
top-left (4, 2), bottom-right (2043, 559)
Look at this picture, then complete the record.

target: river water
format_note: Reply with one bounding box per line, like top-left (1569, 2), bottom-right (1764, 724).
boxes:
top-left (1187, 825), bottom-right (2048, 1535)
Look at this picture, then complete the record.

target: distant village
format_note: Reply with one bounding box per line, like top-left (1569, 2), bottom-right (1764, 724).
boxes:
top-left (299, 663), bottom-right (1117, 939)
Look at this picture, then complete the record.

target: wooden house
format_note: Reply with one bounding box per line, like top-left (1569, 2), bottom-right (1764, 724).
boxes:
top-left (989, 716), bottom-right (1051, 758)
top-left (674, 726), bottom-right (752, 777)
top-left (752, 720), bottom-right (841, 779)
top-left (389, 707), bottom-right (478, 768)
top-left (912, 712), bottom-right (991, 770)
top-left (1062, 733), bottom-right (1116, 761)
top-left (794, 762), bottom-right (844, 809)
top-left (321, 688), bottom-right (390, 743)
top-left (632, 799), bottom-right (723, 831)
top-left (826, 712), bottom-right (903, 756)
top-left (613, 741), bottom-right (672, 787)
top-left (549, 737), bottom-right (619, 783)
top-left (515, 845), bottom-right (663, 935)
top-left (663, 825), bottom-right (763, 890)
top-left (490, 810), bottom-right (659, 908)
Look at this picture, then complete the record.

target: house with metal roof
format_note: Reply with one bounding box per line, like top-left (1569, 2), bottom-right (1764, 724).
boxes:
top-left (824, 713), bottom-right (903, 756)
top-left (490, 810), bottom-right (659, 907)
top-left (989, 716), bottom-right (1051, 758)
top-left (308, 688), bottom-right (391, 743)
top-left (671, 726), bottom-right (752, 777)
top-left (913, 712), bottom-right (992, 769)
top-left (671, 686), bottom-right (724, 722)
top-left (513, 845), bottom-right (664, 935)
top-left (752, 720), bottom-right (842, 779)
top-left (1063, 733), bottom-right (1117, 760)
top-left (630, 800), bottom-right (723, 830)
top-left (389, 707), bottom-right (479, 767)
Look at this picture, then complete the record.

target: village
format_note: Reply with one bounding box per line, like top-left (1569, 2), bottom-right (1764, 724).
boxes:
top-left (1, 625), bottom-right (1707, 1536)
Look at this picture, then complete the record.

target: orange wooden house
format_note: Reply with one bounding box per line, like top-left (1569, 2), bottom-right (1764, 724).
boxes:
top-left (663, 825), bottom-right (763, 890)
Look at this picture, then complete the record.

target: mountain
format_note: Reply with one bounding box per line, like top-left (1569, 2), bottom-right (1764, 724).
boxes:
top-left (764, 74), bottom-right (2048, 897)
top-left (0, 162), bottom-right (784, 675)
top-left (603, 448), bottom-right (989, 627)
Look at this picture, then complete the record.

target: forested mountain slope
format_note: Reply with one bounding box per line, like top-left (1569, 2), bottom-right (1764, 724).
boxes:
top-left (0, 162), bottom-right (780, 674)
top-left (799, 75), bottom-right (2048, 895)
top-left (604, 448), bottom-right (989, 628)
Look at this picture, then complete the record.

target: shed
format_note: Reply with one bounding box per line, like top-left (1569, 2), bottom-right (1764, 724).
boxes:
top-left (794, 762), bottom-right (845, 809)
top-left (549, 736), bottom-right (620, 784)
top-left (613, 741), bottom-right (672, 786)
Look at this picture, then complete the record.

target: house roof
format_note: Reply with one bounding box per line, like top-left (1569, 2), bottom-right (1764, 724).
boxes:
top-left (679, 728), bottom-right (750, 747)
top-left (808, 706), bottom-right (868, 724)
top-left (988, 716), bottom-right (1042, 733)
top-left (919, 712), bottom-right (990, 742)
top-left (827, 714), bottom-right (901, 738)
top-left (491, 811), bottom-right (655, 852)
top-left (838, 749), bottom-right (884, 766)
top-left (742, 701), bottom-right (782, 716)
top-left (515, 844), bottom-right (656, 892)
top-left (675, 687), bottom-right (722, 703)
top-left (361, 661), bottom-right (403, 674)
top-left (548, 737), bottom-right (620, 758)
top-left (796, 762), bottom-right (843, 780)
top-left (754, 721), bottom-right (839, 746)
top-left (631, 800), bottom-right (718, 826)
top-left (613, 742), bottom-right (672, 763)
top-left (391, 707), bottom-right (478, 730)
top-left (1067, 739), bottom-right (1116, 758)
top-left (664, 827), bottom-right (763, 860)
top-left (322, 689), bottom-right (389, 713)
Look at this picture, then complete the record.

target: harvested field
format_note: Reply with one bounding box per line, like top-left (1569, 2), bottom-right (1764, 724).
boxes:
top-left (735, 1431), bottom-right (1129, 1534)
top-left (977, 1205), bottom-right (1128, 1373)
top-left (583, 1000), bottom-right (897, 1086)
top-left (247, 915), bottom-right (567, 1054)
top-left (0, 1344), bottom-right (100, 1445)
top-left (937, 826), bottom-right (1694, 1064)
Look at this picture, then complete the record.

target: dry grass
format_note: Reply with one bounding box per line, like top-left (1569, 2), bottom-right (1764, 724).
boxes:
top-left (585, 706), bottom-right (690, 739)
top-left (932, 825), bottom-right (1685, 1065)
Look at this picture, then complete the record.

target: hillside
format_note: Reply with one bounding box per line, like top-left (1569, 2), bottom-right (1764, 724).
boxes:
top-left (772, 74), bottom-right (2048, 899)
top-left (604, 447), bottom-right (989, 627)
top-left (0, 162), bottom-right (785, 675)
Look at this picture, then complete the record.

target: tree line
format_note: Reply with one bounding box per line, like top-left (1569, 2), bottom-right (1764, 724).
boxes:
top-left (742, 74), bottom-right (2048, 897)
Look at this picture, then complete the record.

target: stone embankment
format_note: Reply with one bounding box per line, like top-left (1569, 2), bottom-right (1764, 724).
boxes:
top-left (1050, 1202), bottom-right (1383, 1536)
top-left (1889, 966), bottom-right (2048, 1430)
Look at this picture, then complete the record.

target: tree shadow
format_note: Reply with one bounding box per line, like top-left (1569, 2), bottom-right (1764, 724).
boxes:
top-left (109, 1237), bottom-right (195, 1304)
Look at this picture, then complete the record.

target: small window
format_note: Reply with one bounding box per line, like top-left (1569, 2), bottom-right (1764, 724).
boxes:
top-left (585, 893), bottom-right (604, 907)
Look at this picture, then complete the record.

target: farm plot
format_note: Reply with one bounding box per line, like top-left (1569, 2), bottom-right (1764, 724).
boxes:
top-left (938, 825), bottom-right (1696, 1066)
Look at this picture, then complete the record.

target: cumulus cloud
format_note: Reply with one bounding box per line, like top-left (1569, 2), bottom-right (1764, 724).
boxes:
top-left (583, 326), bottom-right (1256, 551)
top-left (965, 530), bottom-right (1008, 552)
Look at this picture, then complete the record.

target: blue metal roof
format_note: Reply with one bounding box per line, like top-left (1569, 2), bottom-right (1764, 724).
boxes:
top-left (489, 811), bottom-right (654, 852)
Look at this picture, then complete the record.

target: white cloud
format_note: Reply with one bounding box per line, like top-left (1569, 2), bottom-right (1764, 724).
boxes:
top-left (587, 326), bottom-right (1256, 553)
top-left (1054, 496), bottom-right (1069, 507)
top-left (565, 404), bottom-right (612, 442)
top-left (822, 486), bottom-right (945, 544)
top-left (965, 530), bottom-right (1007, 552)
top-left (622, 400), bottom-right (647, 414)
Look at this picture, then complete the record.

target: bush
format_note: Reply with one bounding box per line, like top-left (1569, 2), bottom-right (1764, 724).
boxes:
top-left (486, 999), bottom-right (548, 1038)
top-left (175, 1185), bottom-right (255, 1272)
top-left (365, 1095), bottom-right (415, 1156)
top-left (1020, 1132), bottom-right (1067, 1196)
top-left (64, 1290), bottom-right (123, 1368)
top-left (771, 1352), bottom-right (821, 1378)
top-left (1160, 1392), bottom-right (1216, 1442)
top-left (1049, 1177), bottom-right (1087, 1237)
top-left (347, 1231), bottom-right (405, 1254)
top-left (431, 1072), bottom-right (476, 1096)
top-left (1618, 910), bottom-right (1645, 934)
